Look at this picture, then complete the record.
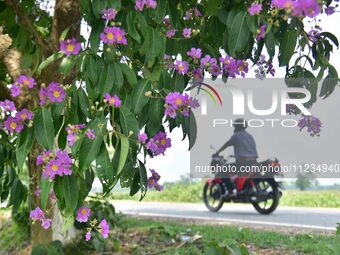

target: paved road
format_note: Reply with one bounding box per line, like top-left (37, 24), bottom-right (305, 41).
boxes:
top-left (112, 200), bottom-right (340, 232)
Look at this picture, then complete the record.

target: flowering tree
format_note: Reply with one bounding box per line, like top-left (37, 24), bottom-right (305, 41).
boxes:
top-left (0, 0), bottom-right (339, 246)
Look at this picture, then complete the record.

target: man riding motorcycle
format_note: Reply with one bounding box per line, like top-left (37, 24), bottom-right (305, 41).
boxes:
top-left (213, 118), bottom-right (258, 196)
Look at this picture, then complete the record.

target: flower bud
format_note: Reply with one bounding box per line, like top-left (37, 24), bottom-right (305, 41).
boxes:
top-left (145, 91), bottom-right (152, 97)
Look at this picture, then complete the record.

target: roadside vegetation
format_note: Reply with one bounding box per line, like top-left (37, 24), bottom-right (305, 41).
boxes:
top-left (110, 180), bottom-right (340, 208)
top-left (1, 208), bottom-right (339, 255)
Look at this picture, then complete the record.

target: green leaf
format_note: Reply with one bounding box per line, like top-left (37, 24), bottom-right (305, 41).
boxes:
top-left (121, 64), bottom-right (137, 87)
top-left (147, 99), bottom-right (164, 136)
top-left (228, 11), bottom-right (250, 57)
top-left (34, 108), bottom-right (55, 150)
top-left (130, 160), bottom-right (148, 201)
top-left (59, 56), bottom-right (75, 75)
top-left (153, 0), bottom-right (167, 23)
top-left (89, 22), bottom-right (105, 53)
top-left (37, 52), bottom-right (64, 74)
top-left (16, 127), bottom-right (34, 172)
top-left (10, 178), bottom-right (27, 213)
top-left (58, 174), bottom-right (79, 213)
top-left (126, 11), bottom-right (141, 43)
top-left (40, 179), bottom-right (52, 210)
top-left (92, 0), bottom-right (107, 18)
top-left (278, 29), bottom-right (298, 66)
top-left (117, 136), bottom-right (129, 176)
top-left (96, 144), bottom-right (114, 193)
top-left (113, 63), bottom-right (124, 91)
top-left (79, 119), bottom-right (104, 172)
top-left (119, 106), bottom-right (139, 138)
top-left (205, 0), bottom-right (222, 16)
top-left (320, 65), bottom-right (339, 99)
top-left (140, 27), bottom-right (162, 67)
top-left (131, 79), bottom-right (152, 114)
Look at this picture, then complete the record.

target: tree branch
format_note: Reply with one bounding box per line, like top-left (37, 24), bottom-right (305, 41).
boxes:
top-left (4, 0), bottom-right (53, 54)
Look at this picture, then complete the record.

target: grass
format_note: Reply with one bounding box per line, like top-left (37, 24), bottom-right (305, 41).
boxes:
top-left (1, 207), bottom-right (339, 255)
top-left (110, 181), bottom-right (340, 208)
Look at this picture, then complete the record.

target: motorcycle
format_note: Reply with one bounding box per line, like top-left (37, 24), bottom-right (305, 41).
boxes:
top-left (203, 155), bottom-right (284, 214)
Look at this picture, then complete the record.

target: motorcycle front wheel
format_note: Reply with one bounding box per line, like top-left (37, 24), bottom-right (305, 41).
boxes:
top-left (203, 182), bottom-right (224, 212)
top-left (251, 179), bottom-right (280, 214)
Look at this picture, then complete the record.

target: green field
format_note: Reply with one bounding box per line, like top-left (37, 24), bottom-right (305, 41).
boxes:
top-left (110, 181), bottom-right (340, 208)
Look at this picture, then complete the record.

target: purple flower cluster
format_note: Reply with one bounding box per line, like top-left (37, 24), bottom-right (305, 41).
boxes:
top-left (1, 100), bottom-right (33, 134)
top-left (219, 56), bottom-right (249, 78)
top-left (184, 6), bottom-right (202, 20)
top-left (60, 38), bottom-right (81, 56)
top-left (182, 27), bottom-right (192, 38)
top-left (248, 3), bottom-right (262, 15)
top-left (36, 149), bottom-right (72, 180)
top-left (272, 0), bottom-right (321, 18)
top-left (30, 207), bottom-right (52, 230)
top-left (66, 124), bottom-right (95, 146)
top-left (254, 55), bottom-right (275, 80)
top-left (170, 48), bottom-right (249, 79)
top-left (165, 92), bottom-right (199, 119)
top-left (147, 169), bottom-right (164, 191)
top-left (75, 205), bottom-right (109, 241)
top-left (146, 131), bottom-right (171, 156)
top-left (104, 93), bottom-right (121, 107)
top-left (325, 6), bottom-right (336, 16)
top-left (298, 116), bottom-right (322, 136)
top-left (135, 0), bottom-right (157, 11)
top-left (307, 29), bottom-right (321, 43)
top-left (100, 26), bottom-right (127, 45)
top-left (39, 82), bottom-right (66, 106)
top-left (10, 75), bottom-right (36, 97)
top-left (102, 8), bottom-right (117, 20)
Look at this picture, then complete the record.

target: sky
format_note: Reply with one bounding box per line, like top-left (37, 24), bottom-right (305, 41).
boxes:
top-left (144, 12), bottom-right (340, 183)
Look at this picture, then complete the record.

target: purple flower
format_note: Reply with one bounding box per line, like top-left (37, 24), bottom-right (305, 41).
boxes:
top-left (165, 92), bottom-right (199, 118)
top-left (85, 129), bottom-right (96, 140)
top-left (10, 84), bottom-right (21, 97)
top-left (135, 0), bottom-right (157, 11)
top-left (100, 26), bottom-right (127, 45)
top-left (0, 100), bottom-right (16, 112)
top-left (30, 207), bottom-right (45, 221)
top-left (146, 132), bottom-right (171, 156)
top-left (41, 219), bottom-right (52, 229)
top-left (209, 64), bottom-right (222, 77)
top-left (193, 6), bottom-right (202, 17)
top-left (15, 109), bottom-right (33, 121)
top-left (66, 124), bottom-right (86, 146)
top-left (39, 82), bottom-right (66, 106)
top-left (4, 116), bottom-right (24, 133)
top-left (60, 38), bottom-right (81, 56)
top-left (102, 8), bottom-right (117, 20)
top-left (76, 206), bottom-right (91, 223)
top-left (100, 219), bottom-right (110, 238)
top-left (46, 82), bottom-right (66, 103)
top-left (182, 27), bottom-right (192, 38)
top-left (155, 184), bottom-right (164, 191)
top-left (85, 231), bottom-right (91, 241)
top-left (138, 132), bottom-right (148, 143)
top-left (325, 6), bottom-right (336, 15)
top-left (200, 55), bottom-right (217, 68)
top-left (248, 3), bottom-right (262, 15)
top-left (307, 29), bottom-right (320, 43)
top-left (174, 60), bottom-right (189, 75)
top-left (192, 68), bottom-right (204, 83)
top-left (298, 115), bottom-right (322, 136)
top-left (104, 93), bottom-right (121, 107)
top-left (16, 75), bottom-right (36, 88)
top-left (272, 0), bottom-right (293, 9)
top-left (256, 25), bottom-right (266, 41)
top-left (148, 169), bottom-right (161, 188)
top-left (187, 48), bottom-right (202, 59)
top-left (292, 0), bottom-right (321, 18)
top-left (220, 56), bottom-right (249, 78)
top-left (39, 149), bottom-right (72, 180)
top-left (166, 29), bottom-right (176, 38)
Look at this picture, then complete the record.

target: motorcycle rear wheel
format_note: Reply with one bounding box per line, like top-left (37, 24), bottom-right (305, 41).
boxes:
top-left (203, 182), bottom-right (224, 212)
top-left (251, 179), bottom-right (280, 215)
